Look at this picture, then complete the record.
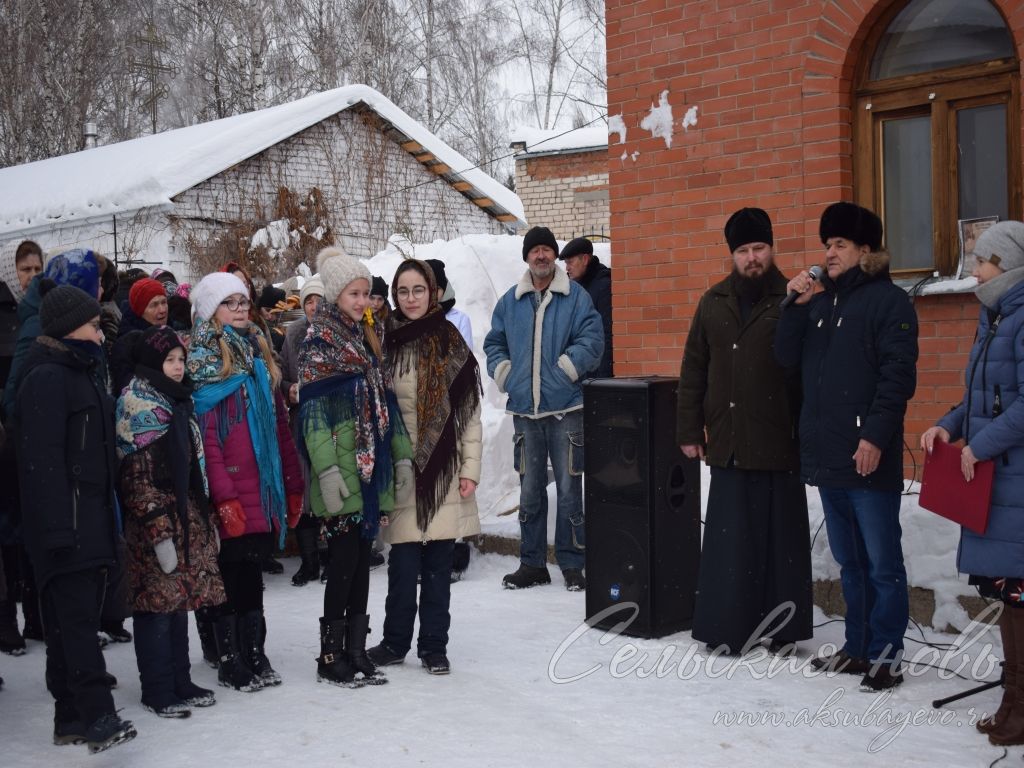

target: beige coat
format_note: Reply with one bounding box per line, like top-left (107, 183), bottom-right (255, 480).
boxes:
top-left (384, 354), bottom-right (482, 544)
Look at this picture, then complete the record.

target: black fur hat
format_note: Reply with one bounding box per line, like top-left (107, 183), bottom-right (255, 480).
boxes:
top-left (819, 202), bottom-right (883, 251)
top-left (724, 208), bottom-right (773, 252)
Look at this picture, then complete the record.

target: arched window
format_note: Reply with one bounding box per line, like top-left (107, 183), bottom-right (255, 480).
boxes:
top-left (854, 0), bottom-right (1019, 276)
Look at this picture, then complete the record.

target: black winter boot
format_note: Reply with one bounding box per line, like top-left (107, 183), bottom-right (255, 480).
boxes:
top-left (291, 527), bottom-right (321, 587)
top-left (346, 614), bottom-right (387, 685)
top-left (85, 711), bottom-right (137, 754)
top-left (195, 612), bottom-right (219, 669)
top-left (212, 614), bottom-right (262, 692)
top-left (0, 598), bottom-right (25, 655)
top-left (316, 617), bottom-right (364, 688)
top-left (240, 610), bottom-right (281, 686)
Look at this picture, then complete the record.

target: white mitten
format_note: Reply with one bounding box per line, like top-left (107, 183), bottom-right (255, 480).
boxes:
top-left (154, 539), bottom-right (178, 575)
top-left (394, 460), bottom-right (415, 508)
top-left (318, 466), bottom-right (350, 515)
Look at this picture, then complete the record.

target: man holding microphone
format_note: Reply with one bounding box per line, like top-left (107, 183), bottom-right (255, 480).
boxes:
top-left (775, 202), bottom-right (918, 691)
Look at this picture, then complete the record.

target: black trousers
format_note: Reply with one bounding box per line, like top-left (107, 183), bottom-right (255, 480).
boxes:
top-left (40, 568), bottom-right (115, 726)
top-left (323, 526), bottom-right (371, 620)
top-left (382, 540), bottom-right (455, 657)
top-left (218, 559), bottom-right (264, 615)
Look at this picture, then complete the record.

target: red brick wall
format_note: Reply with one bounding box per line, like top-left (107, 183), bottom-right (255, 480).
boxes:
top-left (523, 151), bottom-right (608, 181)
top-left (607, 0), bottom-right (1024, 474)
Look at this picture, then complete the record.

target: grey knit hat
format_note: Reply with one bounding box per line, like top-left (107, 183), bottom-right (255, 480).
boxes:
top-left (316, 247), bottom-right (371, 303)
top-left (39, 281), bottom-right (101, 339)
top-left (300, 276), bottom-right (325, 306)
top-left (974, 221), bottom-right (1024, 272)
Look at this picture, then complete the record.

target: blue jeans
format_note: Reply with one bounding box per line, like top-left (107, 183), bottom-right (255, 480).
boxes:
top-left (381, 540), bottom-right (454, 657)
top-left (818, 487), bottom-right (908, 663)
top-left (513, 411), bottom-right (585, 571)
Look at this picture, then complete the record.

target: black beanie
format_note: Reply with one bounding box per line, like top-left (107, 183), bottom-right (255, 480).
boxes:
top-left (39, 281), bottom-right (101, 339)
top-left (424, 259), bottom-right (448, 291)
top-left (522, 227), bottom-right (559, 261)
top-left (724, 208), bottom-right (773, 252)
top-left (819, 202), bottom-right (883, 251)
top-left (559, 237), bottom-right (594, 260)
top-left (257, 285), bottom-right (286, 309)
top-left (370, 275), bottom-right (389, 298)
top-left (133, 325), bottom-right (185, 371)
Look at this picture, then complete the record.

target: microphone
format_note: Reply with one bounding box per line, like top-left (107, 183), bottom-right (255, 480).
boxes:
top-left (780, 265), bottom-right (823, 309)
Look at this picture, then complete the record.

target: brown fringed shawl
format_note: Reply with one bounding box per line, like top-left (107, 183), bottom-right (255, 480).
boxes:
top-left (385, 306), bottom-right (481, 532)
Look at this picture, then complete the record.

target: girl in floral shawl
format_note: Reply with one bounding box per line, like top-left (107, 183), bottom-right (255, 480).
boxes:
top-left (187, 272), bottom-right (303, 693)
top-left (298, 247), bottom-right (412, 688)
top-left (116, 326), bottom-right (225, 718)
top-left (367, 259), bottom-right (482, 676)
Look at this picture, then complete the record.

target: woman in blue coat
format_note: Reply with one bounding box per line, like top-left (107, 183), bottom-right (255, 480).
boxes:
top-left (922, 221), bottom-right (1024, 747)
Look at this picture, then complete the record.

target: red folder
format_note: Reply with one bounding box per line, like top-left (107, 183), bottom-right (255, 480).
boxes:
top-left (919, 440), bottom-right (993, 535)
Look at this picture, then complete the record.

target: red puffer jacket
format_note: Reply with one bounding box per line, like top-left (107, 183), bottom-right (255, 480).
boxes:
top-left (202, 389), bottom-right (302, 540)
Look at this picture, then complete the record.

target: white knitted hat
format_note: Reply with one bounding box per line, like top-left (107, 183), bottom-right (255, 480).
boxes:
top-left (191, 272), bottom-right (250, 322)
top-left (300, 276), bottom-right (325, 306)
top-left (317, 247), bottom-right (371, 303)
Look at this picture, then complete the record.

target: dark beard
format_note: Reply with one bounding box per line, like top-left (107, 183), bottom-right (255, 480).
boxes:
top-left (731, 268), bottom-right (769, 302)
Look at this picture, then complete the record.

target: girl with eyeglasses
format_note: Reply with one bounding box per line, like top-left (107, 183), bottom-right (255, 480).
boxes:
top-left (186, 272), bottom-right (303, 693)
top-left (366, 259), bottom-right (482, 676)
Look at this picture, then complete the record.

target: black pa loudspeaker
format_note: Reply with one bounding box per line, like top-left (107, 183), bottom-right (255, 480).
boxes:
top-left (583, 377), bottom-right (700, 638)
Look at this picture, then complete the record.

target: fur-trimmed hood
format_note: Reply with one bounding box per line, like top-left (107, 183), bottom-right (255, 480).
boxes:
top-left (859, 248), bottom-right (890, 276)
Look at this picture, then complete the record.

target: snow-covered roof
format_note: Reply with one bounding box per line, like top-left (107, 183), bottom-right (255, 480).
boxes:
top-left (0, 84), bottom-right (524, 238)
top-left (509, 125), bottom-right (609, 156)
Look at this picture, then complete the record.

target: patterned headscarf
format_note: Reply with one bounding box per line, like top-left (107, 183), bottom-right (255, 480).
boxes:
top-left (298, 301), bottom-right (402, 539)
top-left (385, 260), bottom-right (481, 531)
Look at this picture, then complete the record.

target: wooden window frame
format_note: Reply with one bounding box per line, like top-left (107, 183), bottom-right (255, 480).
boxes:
top-left (853, 5), bottom-right (1020, 278)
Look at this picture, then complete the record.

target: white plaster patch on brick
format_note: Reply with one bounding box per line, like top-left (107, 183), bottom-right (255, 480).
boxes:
top-left (640, 91), bottom-right (674, 148)
top-left (682, 105), bottom-right (700, 131)
top-left (608, 114), bottom-right (627, 145)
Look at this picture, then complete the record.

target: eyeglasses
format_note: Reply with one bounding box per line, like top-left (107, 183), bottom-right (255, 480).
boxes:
top-left (396, 286), bottom-right (428, 300)
top-left (220, 297), bottom-right (251, 311)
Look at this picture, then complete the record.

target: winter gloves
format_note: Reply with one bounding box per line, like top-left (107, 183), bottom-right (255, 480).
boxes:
top-left (287, 494), bottom-right (304, 528)
top-left (394, 460), bottom-right (415, 508)
top-left (318, 466), bottom-right (350, 515)
top-left (154, 539), bottom-right (178, 574)
top-left (217, 499), bottom-right (246, 537)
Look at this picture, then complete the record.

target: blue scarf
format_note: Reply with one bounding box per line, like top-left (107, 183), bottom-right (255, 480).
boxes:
top-left (191, 323), bottom-right (287, 546)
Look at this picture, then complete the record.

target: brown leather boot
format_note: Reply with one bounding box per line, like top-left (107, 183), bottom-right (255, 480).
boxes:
top-left (989, 606), bottom-right (1024, 746)
top-left (979, 605), bottom-right (1016, 734)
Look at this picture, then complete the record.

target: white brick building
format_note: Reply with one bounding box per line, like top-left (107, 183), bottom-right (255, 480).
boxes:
top-left (0, 86), bottom-right (524, 281)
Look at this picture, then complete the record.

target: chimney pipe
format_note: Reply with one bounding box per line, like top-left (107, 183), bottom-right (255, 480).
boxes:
top-left (83, 121), bottom-right (98, 149)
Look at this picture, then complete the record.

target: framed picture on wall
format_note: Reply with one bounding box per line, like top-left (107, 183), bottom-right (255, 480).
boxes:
top-left (958, 216), bottom-right (999, 279)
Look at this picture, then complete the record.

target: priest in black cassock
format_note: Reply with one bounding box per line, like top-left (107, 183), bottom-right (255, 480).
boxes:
top-left (676, 207), bottom-right (813, 656)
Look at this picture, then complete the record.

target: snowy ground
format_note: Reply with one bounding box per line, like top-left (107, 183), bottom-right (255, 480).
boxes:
top-left (0, 548), bottom-right (1014, 768)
